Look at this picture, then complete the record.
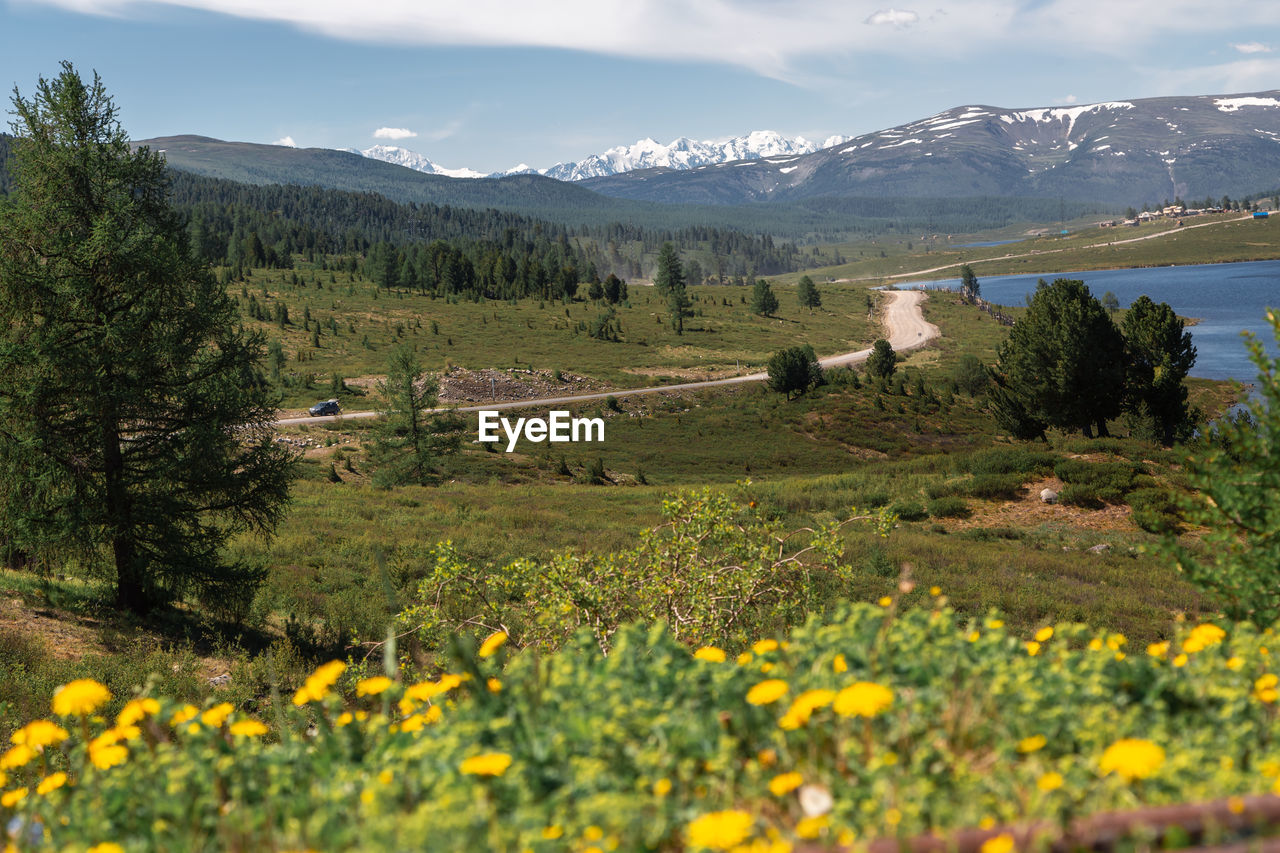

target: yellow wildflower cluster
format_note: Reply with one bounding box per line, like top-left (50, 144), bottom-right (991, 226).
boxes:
top-left (292, 660), bottom-right (346, 706)
top-left (52, 679), bottom-right (112, 718)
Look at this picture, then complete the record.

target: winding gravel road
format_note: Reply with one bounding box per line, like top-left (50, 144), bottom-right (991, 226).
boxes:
top-left (275, 289), bottom-right (939, 427)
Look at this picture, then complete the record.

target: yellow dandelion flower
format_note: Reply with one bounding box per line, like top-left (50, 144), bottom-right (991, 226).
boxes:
top-left (968, 631), bottom-right (981, 643)
top-left (1099, 738), bottom-right (1164, 781)
top-left (1183, 623), bottom-right (1225, 653)
top-left (878, 596), bottom-right (892, 608)
top-left (170, 705), bottom-right (199, 726)
top-left (459, 752), bottom-right (512, 777)
top-left (1035, 626), bottom-right (1054, 643)
top-left (1227, 657), bottom-right (1244, 671)
top-left (778, 689), bottom-right (836, 730)
top-left (833, 681), bottom-right (893, 718)
top-left (583, 826), bottom-right (604, 842)
top-left (833, 653), bottom-right (848, 673)
top-left (1088, 637), bottom-right (1103, 651)
top-left (884, 808), bottom-right (902, 827)
top-left (88, 743), bottom-right (128, 771)
top-left (759, 663), bottom-right (775, 674)
top-left (988, 619), bottom-right (1004, 629)
top-left (745, 679), bottom-right (789, 706)
top-left (478, 631), bottom-right (508, 658)
top-left (694, 646), bottom-right (726, 663)
top-left (978, 817), bottom-right (997, 831)
top-left (653, 778), bottom-right (672, 796)
top-left (769, 772), bottom-right (803, 796)
top-left (1037, 771), bottom-right (1063, 792)
top-left (757, 748), bottom-right (777, 767)
top-left (1255, 674), bottom-right (1279, 703)
top-left (0, 745), bottom-right (35, 771)
top-left (486, 677), bottom-right (502, 693)
top-left (2, 787), bottom-right (28, 808)
top-left (686, 810), bottom-right (754, 851)
top-left (1147, 642), bottom-right (1169, 658)
top-left (88, 845), bottom-right (125, 853)
top-left (1025, 641), bottom-right (1041, 657)
top-left (542, 825), bottom-right (564, 840)
top-left (117, 697), bottom-right (160, 727)
top-left (11, 720), bottom-right (68, 751)
top-left (51, 679), bottom-right (111, 717)
top-left (1017, 734), bottom-right (1046, 754)
top-left (229, 719), bottom-right (268, 738)
top-left (1106, 633), bottom-right (1127, 651)
top-left (1173, 654), bottom-right (1189, 668)
top-left (980, 834), bottom-right (1014, 853)
top-left (36, 772), bottom-right (68, 796)
top-left (201, 703), bottom-right (234, 728)
top-left (796, 815), bottom-right (828, 839)
top-left (929, 586), bottom-right (942, 596)
top-left (752, 639), bottom-right (780, 655)
top-left (736, 651), bottom-right (753, 665)
top-left (356, 676), bottom-right (392, 697)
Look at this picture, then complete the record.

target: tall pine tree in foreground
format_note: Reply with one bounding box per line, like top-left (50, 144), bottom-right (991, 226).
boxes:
top-left (0, 63), bottom-right (295, 615)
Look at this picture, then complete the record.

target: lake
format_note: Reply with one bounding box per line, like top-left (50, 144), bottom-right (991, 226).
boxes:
top-left (911, 260), bottom-right (1280, 382)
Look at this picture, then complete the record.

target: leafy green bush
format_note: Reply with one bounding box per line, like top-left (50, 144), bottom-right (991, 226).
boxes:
top-left (1053, 459), bottom-right (1143, 503)
top-left (889, 500), bottom-right (927, 521)
top-left (4, 607), bottom-right (1278, 851)
top-left (967, 473), bottom-right (1027, 500)
top-left (1174, 311), bottom-right (1280, 625)
top-left (1058, 482), bottom-right (1103, 509)
top-left (927, 497), bottom-right (971, 519)
top-left (1128, 487), bottom-right (1182, 534)
top-left (965, 447), bottom-right (1057, 477)
top-left (397, 488), bottom-right (894, 656)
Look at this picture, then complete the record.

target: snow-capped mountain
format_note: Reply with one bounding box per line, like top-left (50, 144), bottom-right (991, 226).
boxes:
top-left (357, 145), bottom-right (488, 180)
top-left (580, 92), bottom-right (1280, 206)
top-left (541, 130), bottom-right (852, 181)
top-left (353, 132), bottom-right (852, 181)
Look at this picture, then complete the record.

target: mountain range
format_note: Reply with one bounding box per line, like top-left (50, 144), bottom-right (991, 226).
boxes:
top-left (580, 92), bottom-right (1280, 206)
top-left (130, 89), bottom-right (1280, 232)
top-left (354, 130), bottom-right (852, 181)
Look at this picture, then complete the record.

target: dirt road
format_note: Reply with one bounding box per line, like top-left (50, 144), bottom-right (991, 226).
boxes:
top-left (274, 289), bottom-right (939, 427)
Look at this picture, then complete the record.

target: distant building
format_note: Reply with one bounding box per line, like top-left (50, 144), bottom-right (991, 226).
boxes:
top-left (1253, 211), bottom-right (1270, 219)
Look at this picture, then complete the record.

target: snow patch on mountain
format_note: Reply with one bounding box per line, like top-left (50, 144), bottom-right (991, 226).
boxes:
top-left (360, 145), bottom-right (487, 179)
top-left (1215, 96), bottom-right (1280, 112)
top-left (356, 131), bottom-right (852, 182)
top-left (541, 130), bottom-right (846, 181)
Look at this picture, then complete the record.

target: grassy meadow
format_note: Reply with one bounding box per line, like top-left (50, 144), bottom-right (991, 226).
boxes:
top-left (232, 265), bottom-right (878, 409)
top-left (771, 211), bottom-right (1280, 286)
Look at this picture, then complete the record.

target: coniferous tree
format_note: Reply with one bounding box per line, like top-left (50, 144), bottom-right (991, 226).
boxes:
top-left (654, 242), bottom-right (690, 334)
top-left (990, 279), bottom-right (1126, 438)
top-left (369, 344), bottom-right (460, 487)
top-left (751, 279), bottom-right (779, 316)
top-left (1122, 295), bottom-right (1197, 445)
top-left (959, 265), bottom-right (980, 304)
top-left (866, 339), bottom-right (897, 379)
top-left (797, 275), bottom-right (821, 312)
top-left (0, 63), bottom-right (295, 615)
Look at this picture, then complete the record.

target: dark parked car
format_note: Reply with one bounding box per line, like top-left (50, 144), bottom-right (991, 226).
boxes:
top-left (309, 399), bottom-right (341, 417)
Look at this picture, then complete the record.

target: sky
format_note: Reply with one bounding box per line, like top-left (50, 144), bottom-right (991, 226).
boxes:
top-left (3, 0), bottom-right (1280, 174)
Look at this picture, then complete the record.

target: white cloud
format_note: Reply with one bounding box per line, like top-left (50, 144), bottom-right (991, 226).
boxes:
top-left (865, 8), bottom-right (918, 27)
top-left (272, 136), bottom-right (297, 147)
top-left (1059, 94), bottom-right (1078, 104)
top-left (25, 0), bottom-right (1280, 82)
top-left (1231, 42), bottom-right (1271, 54)
top-left (374, 127), bottom-right (417, 140)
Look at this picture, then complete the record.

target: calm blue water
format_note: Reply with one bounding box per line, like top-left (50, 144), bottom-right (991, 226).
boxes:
top-left (913, 260), bottom-right (1280, 382)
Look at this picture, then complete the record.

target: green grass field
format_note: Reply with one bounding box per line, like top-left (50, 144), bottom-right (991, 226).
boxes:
top-left (770, 212), bottom-right (1280, 286)
top-left (234, 266), bottom-right (878, 408)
